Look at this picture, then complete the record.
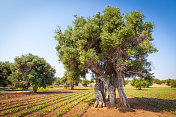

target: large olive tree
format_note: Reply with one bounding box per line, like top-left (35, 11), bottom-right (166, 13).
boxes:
top-left (55, 6), bottom-right (157, 108)
top-left (8, 53), bottom-right (56, 93)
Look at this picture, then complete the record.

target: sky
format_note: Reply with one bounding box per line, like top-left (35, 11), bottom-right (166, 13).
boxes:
top-left (0, 0), bottom-right (176, 80)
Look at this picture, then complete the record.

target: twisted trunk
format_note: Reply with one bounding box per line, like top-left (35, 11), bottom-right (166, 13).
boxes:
top-left (117, 71), bottom-right (130, 108)
top-left (94, 79), bottom-right (106, 108)
top-left (94, 76), bottom-right (117, 107)
top-left (107, 84), bottom-right (116, 106)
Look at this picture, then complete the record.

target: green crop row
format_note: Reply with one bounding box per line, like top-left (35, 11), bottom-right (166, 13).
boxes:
top-left (134, 97), bottom-right (176, 115)
top-left (0, 90), bottom-right (90, 116)
top-left (57, 93), bottom-right (94, 116)
top-left (73, 96), bottom-right (96, 117)
top-left (12, 90), bottom-right (92, 117)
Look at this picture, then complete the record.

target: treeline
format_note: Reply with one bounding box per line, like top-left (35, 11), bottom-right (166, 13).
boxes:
top-left (153, 78), bottom-right (176, 87)
top-left (53, 77), bottom-right (94, 89)
top-left (127, 78), bottom-right (176, 90)
top-left (0, 53), bottom-right (56, 93)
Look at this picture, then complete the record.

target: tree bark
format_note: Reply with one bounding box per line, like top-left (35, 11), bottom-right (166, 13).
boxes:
top-left (107, 84), bottom-right (116, 106)
top-left (33, 86), bottom-right (38, 93)
top-left (94, 79), bottom-right (106, 108)
top-left (117, 72), bottom-right (130, 108)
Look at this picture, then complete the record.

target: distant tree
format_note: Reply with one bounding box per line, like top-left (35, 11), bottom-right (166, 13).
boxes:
top-left (153, 78), bottom-right (162, 85)
top-left (64, 70), bottom-right (80, 90)
top-left (0, 61), bottom-right (12, 87)
top-left (131, 78), bottom-right (147, 90)
top-left (8, 53), bottom-right (56, 93)
top-left (165, 79), bottom-right (172, 86)
top-left (123, 80), bottom-right (128, 87)
top-left (170, 80), bottom-right (176, 88)
top-left (57, 76), bottom-right (69, 88)
top-left (57, 70), bottom-right (80, 89)
top-left (81, 79), bottom-right (90, 87)
top-left (53, 77), bottom-right (61, 87)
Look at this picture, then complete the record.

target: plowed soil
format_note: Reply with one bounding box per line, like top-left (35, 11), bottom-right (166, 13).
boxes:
top-left (0, 87), bottom-right (176, 117)
top-left (83, 95), bottom-right (176, 117)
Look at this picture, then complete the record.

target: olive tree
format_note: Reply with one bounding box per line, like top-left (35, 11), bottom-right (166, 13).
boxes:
top-left (170, 80), bottom-right (176, 88)
top-left (63, 70), bottom-right (80, 89)
top-left (8, 53), bottom-right (56, 93)
top-left (0, 61), bottom-right (12, 87)
top-left (55, 6), bottom-right (157, 108)
top-left (131, 78), bottom-right (148, 90)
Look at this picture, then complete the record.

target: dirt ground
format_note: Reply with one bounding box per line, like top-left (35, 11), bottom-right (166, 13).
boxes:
top-left (83, 92), bottom-right (176, 117)
top-left (0, 86), bottom-right (175, 117)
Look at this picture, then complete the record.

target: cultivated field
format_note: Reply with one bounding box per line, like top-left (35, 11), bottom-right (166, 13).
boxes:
top-left (0, 86), bottom-right (176, 117)
top-left (0, 87), bottom-right (95, 117)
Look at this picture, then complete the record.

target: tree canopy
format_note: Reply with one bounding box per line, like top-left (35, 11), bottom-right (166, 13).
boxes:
top-left (0, 61), bottom-right (12, 87)
top-left (55, 6), bottom-right (157, 108)
top-left (8, 53), bottom-right (56, 92)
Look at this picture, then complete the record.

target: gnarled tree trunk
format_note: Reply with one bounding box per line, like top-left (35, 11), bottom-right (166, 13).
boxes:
top-left (94, 79), bottom-right (106, 108)
top-left (117, 71), bottom-right (130, 108)
top-left (107, 84), bottom-right (116, 106)
top-left (93, 67), bottom-right (130, 108)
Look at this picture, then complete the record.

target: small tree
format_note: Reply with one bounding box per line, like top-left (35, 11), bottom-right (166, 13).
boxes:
top-left (170, 80), bottom-right (176, 88)
top-left (165, 79), bottom-right (172, 86)
top-left (64, 70), bottom-right (80, 90)
top-left (131, 78), bottom-right (146, 90)
top-left (8, 53), bottom-right (56, 93)
top-left (123, 80), bottom-right (128, 87)
top-left (0, 61), bottom-right (12, 87)
top-left (81, 79), bottom-right (90, 87)
top-left (53, 77), bottom-right (61, 87)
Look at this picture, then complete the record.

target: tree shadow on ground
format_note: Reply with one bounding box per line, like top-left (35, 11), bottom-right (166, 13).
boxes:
top-left (115, 97), bottom-right (176, 113)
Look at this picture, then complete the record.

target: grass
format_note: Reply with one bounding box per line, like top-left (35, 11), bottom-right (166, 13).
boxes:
top-left (124, 87), bottom-right (176, 100)
top-left (124, 86), bottom-right (176, 115)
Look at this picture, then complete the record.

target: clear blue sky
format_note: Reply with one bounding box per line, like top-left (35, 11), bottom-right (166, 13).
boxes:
top-left (0, 0), bottom-right (176, 80)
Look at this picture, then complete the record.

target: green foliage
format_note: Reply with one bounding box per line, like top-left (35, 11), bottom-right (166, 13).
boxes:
top-left (0, 61), bottom-right (12, 87)
top-left (81, 79), bottom-right (90, 87)
top-left (55, 6), bottom-right (157, 84)
top-left (153, 78), bottom-right (162, 85)
top-left (165, 79), bottom-right (172, 86)
top-left (123, 80), bottom-right (129, 87)
top-left (8, 53), bottom-right (56, 92)
top-left (131, 78), bottom-right (151, 90)
top-left (170, 80), bottom-right (176, 88)
top-left (164, 79), bottom-right (176, 88)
